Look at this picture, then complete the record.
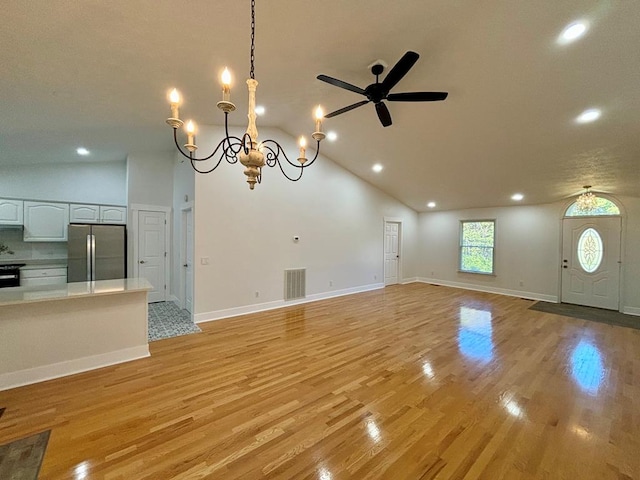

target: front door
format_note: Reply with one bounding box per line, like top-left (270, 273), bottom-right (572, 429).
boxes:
top-left (561, 217), bottom-right (621, 310)
top-left (138, 210), bottom-right (166, 303)
top-left (384, 221), bottom-right (400, 285)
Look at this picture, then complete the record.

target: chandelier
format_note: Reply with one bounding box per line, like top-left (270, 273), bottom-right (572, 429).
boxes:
top-left (165, 0), bottom-right (325, 189)
top-left (576, 185), bottom-right (598, 212)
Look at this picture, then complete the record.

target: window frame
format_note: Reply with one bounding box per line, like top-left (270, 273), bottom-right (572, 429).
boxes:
top-left (459, 219), bottom-right (496, 275)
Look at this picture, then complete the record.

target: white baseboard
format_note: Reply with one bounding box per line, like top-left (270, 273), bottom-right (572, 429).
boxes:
top-left (0, 345), bottom-right (150, 392)
top-left (167, 294), bottom-right (179, 304)
top-left (195, 283), bottom-right (385, 324)
top-left (623, 307), bottom-right (640, 316)
top-left (416, 277), bottom-right (558, 303)
top-left (401, 277), bottom-right (418, 284)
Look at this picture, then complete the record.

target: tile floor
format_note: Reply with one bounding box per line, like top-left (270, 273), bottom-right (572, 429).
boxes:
top-left (148, 302), bottom-right (201, 342)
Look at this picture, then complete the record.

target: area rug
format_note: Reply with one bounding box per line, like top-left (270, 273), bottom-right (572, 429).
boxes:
top-left (530, 302), bottom-right (639, 330)
top-left (0, 430), bottom-right (50, 480)
top-left (148, 301), bottom-right (201, 342)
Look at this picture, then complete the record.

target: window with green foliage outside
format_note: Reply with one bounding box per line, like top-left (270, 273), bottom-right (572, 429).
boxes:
top-left (460, 220), bottom-right (495, 274)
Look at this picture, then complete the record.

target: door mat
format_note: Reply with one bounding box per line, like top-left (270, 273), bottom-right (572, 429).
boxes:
top-left (530, 302), bottom-right (639, 330)
top-left (0, 430), bottom-right (50, 480)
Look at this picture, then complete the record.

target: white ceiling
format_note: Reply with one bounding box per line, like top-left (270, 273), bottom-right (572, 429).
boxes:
top-left (2, 0), bottom-right (639, 211)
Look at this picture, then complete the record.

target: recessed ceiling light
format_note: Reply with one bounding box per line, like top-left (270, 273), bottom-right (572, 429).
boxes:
top-left (427, 202), bottom-right (436, 208)
top-left (372, 163), bottom-right (383, 173)
top-left (511, 193), bottom-right (524, 201)
top-left (76, 147), bottom-right (90, 156)
top-left (576, 108), bottom-right (601, 124)
top-left (327, 131), bottom-right (338, 141)
top-left (254, 105), bottom-right (265, 115)
top-left (558, 21), bottom-right (589, 45)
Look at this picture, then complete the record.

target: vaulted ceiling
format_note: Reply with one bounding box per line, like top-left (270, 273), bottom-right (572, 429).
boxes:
top-left (2, 0), bottom-right (639, 211)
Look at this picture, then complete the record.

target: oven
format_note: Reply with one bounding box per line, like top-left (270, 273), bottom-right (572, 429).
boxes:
top-left (0, 264), bottom-right (24, 288)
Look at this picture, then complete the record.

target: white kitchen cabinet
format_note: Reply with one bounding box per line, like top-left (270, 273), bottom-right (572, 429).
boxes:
top-left (0, 198), bottom-right (24, 225)
top-left (70, 204), bottom-right (100, 223)
top-left (20, 267), bottom-right (68, 286)
top-left (23, 201), bottom-right (70, 242)
top-left (100, 205), bottom-right (127, 224)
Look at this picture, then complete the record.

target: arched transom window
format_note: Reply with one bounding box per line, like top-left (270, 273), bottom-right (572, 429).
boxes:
top-left (565, 197), bottom-right (620, 217)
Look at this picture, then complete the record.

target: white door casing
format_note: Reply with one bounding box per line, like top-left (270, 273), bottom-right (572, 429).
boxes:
top-left (180, 206), bottom-right (194, 313)
top-left (561, 217), bottom-right (621, 310)
top-left (138, 210), bottom-right (167, 303)
top-left (384, 221), bottom-right (400, 285)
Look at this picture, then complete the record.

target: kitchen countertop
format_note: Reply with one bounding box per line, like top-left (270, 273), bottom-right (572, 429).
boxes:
top-left (0, 278), bottom-right (152, 307)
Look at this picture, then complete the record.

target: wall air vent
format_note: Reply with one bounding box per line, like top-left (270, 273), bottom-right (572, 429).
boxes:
top-left (284, 268), bottom-right (306, 300)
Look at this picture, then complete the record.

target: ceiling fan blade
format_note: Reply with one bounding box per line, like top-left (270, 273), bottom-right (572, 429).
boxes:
top-left (325, 100), bottom-right (370, 118)
top-left (387, 92), bottom-right (448, 102)
top-left (317, 74), bottom-right (366, 95)
top-left (381, 51), bottom-right (419, 92)
top-left (375, 102), bottom-right (392, 127)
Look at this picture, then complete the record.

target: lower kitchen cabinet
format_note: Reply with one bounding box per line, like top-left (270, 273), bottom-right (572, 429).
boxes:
top-left (20, 267), bottom-right (68, 286)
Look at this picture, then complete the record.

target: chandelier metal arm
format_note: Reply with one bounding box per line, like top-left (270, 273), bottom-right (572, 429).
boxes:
top-left (257, 139), bottom-right (322, 182)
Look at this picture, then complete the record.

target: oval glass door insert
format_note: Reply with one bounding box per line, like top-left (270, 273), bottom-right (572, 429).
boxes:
top-left (577, 228), bottom-right (603, 273)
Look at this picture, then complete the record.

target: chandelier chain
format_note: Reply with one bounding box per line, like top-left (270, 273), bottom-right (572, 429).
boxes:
top-left (250, 0), bottom-right (255, 80)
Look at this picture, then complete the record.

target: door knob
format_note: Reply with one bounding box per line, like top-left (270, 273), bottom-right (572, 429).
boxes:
top-left (139, 260), bottom-right (146, 264)
top-left (563, 265), bottom-right (568, 269)
top-left (183, 264), bottom-right (188, 267)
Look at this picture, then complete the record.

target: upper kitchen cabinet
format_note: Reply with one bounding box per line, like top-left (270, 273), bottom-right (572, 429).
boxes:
top-left (99, 206), bottom-right (127, 224)
top-left (70, 204), bottom-right (100, 223)
top-left (23, 201), bottom-right (70, 242)
top-left (70, 204), bottom-right (126, 224)
top-left (0, 198), bottom-right (24, 225)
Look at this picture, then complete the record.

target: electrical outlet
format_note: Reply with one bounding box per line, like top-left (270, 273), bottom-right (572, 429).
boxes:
top-left (255, 291), bottom-right (259, 298)
top-left (200, 257), bottom-right (209, 265)
top-left (519, 281), bottom-right (524, 287)
top-left (431, 271), bottom-right (434, 276)
top-left (329, 280), bottom-right (333, 287)
top-left (374, 275), bottom-right (377, 280)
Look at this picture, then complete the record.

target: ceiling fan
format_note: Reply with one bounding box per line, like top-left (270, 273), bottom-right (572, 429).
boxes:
top-left (317, 51), bottom-right (448, 127)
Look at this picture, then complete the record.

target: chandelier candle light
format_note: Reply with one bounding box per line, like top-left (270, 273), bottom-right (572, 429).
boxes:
top-left (166, 0), bottom-right (325, 189)
top-left (576, 185), bottom-right (598, 212)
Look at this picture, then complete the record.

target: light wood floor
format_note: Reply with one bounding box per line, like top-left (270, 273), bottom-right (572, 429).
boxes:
top-left (1, 283), bottom-right (639, 479)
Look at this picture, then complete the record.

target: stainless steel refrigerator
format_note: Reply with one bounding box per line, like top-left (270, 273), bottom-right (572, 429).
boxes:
top-left (67, 224), bottom-right (126, 282)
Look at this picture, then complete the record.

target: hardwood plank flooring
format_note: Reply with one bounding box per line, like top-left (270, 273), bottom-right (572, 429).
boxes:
top-left (0, 283), bottom-right (638, 479)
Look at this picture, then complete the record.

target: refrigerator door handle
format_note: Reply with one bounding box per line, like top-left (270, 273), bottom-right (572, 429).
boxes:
top-left (91, 234), bottom-right (96, 281)
top-left (86, 234), bottom-right (92, 281)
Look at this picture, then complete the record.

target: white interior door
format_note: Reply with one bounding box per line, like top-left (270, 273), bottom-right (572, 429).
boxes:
top-left (384, 221), bottom-right (400, 285)
top-left (183, 208), bottom-right (193, 313)
top-left (138, 210), bottom-right (166, 303)
top-left (561, 217), bottom-right (621, 310)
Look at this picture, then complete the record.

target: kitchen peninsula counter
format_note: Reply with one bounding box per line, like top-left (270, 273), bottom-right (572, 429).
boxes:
top-left (0, 278), bottom-right (152, 391)
top-left (0, 278), bottom-right (151, 306)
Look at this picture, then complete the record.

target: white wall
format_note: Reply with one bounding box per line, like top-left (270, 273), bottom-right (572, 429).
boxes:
top-left (126, 152), bottom-right (174, 208)
top-left (192, 126), bottom-right (417, 320)
top-left (418, 196), bottom-right (640, 313)
top-left (619, 196), bottom-right (640, 314)
top-left (0, 161), bottom-right (126, 205)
